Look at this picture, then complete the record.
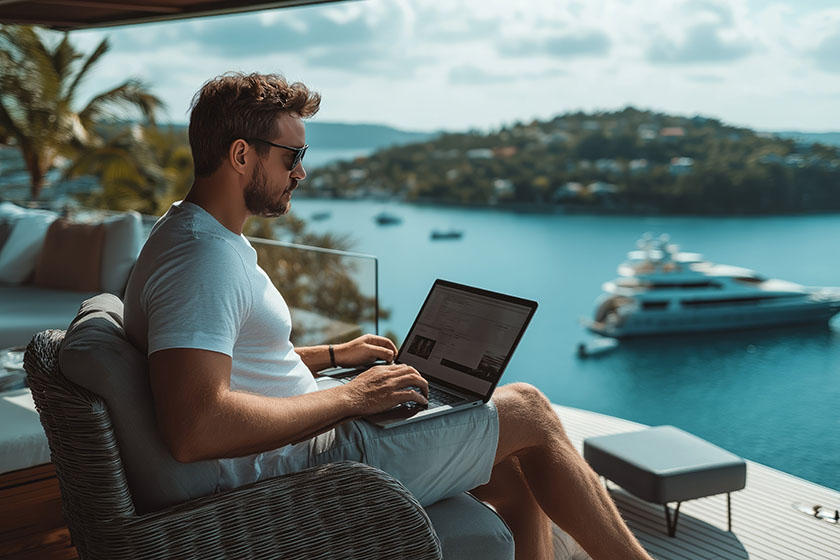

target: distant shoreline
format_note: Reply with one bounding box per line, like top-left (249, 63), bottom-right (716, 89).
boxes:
top-left (295, 195), bottom-right (840, 218)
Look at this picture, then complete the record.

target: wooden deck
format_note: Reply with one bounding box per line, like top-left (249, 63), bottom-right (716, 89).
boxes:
top-left (554, 404), bottom-right (840, 560)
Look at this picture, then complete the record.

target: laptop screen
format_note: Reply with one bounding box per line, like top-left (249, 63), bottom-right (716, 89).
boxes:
top-left (397, 280), bottom-right (537, 397)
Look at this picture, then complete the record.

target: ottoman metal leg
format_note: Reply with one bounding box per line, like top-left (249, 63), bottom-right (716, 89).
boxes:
top-left (664, 493), bottom-right (733, 537)
top-left (664, 502), bottom-right (682, 537)
top-left (727, 492), bottom-right (732, 532)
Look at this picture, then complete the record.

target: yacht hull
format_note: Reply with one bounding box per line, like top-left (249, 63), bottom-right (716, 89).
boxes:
top-left (588, 301), bottom-right (840, 338)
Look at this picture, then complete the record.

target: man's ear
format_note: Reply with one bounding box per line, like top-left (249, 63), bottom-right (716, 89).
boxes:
top-left (228, 139), bottom-right (251, 175)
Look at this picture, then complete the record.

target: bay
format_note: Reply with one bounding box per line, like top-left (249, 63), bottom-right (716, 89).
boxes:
top-left (291, 197), bottom-right (840, 492)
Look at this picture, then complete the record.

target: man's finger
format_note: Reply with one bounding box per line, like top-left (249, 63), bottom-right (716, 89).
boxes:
top-left (366, 344), bottom-right (397, 363)
top-left (389, 372), bottom-right (429, 397)
top-left (366, 335), bottom-right (398, 355)
top-left (393, 389), bottom-right (428, 406)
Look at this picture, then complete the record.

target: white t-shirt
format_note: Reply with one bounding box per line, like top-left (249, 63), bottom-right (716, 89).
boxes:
top-left (124, 201), bottom-right (318, 487)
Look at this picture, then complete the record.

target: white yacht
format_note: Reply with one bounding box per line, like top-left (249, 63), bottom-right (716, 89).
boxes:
top-left (586, 234), bottom-right (840, 338)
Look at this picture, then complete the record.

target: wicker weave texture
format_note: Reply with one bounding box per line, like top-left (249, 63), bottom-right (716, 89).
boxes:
top-left (25, 329), bottom-right (443, 560)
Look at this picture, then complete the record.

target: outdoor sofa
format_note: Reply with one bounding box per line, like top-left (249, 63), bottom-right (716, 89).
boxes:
top-left (0, 201), bottom-right (143, 349)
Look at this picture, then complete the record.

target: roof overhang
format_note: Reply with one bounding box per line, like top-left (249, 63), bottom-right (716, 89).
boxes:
top-left (0, 0), bottom-right (346, 31)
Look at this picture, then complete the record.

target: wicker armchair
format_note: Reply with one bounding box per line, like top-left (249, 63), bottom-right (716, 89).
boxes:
top-left (25, 329), bottom-right (443, 560)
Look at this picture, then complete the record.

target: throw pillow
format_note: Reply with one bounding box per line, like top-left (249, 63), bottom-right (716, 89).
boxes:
top-left (33, 218), bottom-right (106, 292)
top-left (0, 202), bottom-right (28, 222)
top-left (0, 208), bottom-right (57, 284)
top-left (101, 211), bottom-right (144, 296)
top-left (0, 202), bottom-right (33, 254)
top-left (0, 221), bottom-right (11, 253)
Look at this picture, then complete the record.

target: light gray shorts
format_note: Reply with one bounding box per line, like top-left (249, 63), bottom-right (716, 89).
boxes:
top-left (268, 400), bottom-right (500, 507)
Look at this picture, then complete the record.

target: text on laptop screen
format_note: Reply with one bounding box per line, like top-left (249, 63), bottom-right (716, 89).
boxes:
top-left (399, 284), bottom-right (533, 395)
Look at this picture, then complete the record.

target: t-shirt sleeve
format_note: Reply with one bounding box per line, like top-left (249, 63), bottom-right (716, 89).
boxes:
top-left (142, 236), bottom-right (252, 357)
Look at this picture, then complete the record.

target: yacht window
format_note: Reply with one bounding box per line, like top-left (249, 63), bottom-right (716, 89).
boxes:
top-left (649, 281), bottom-right (722, 289)
top-left (681, 294), bottom-right (797, 307)
top-left (642, 301), bottom-right (669, 310)
top-left (733, 276), bottom-right (765, 285)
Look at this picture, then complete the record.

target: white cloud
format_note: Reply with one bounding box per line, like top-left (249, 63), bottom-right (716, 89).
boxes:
top-left (59, 0), bottom-right (840, 132)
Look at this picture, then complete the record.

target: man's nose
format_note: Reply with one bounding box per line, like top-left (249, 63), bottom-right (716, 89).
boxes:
top-left (292, 163), bottom-right (306, 181)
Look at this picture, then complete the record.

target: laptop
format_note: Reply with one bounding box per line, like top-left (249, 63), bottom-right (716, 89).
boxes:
top-left (329, 279), bottom-right (538, 428)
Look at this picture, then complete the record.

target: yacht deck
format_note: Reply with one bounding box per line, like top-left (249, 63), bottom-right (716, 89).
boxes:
top-left (554, 404), bottom-right (840, 559)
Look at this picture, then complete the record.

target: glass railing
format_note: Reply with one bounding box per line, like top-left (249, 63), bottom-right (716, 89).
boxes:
top-left (248, 237), bottom-right (379, 347)
top-left (0, 201), bottom-right (379, 349)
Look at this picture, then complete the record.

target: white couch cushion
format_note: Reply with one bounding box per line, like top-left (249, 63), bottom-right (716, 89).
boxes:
top-left (101, 211), bottom-right (143, 296)
top-left (0, 389), bottom-right (50, 475)
top-left (0, 206), bottom-right (57, 284)
top-left (0, 201), bottom-right (28, 221)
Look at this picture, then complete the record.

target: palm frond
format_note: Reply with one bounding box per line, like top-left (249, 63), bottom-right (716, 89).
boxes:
top-left (66, 36), bottom-right (109, 103)
top-left (51, 33), bottom-right (83, 98)
top-left (2, 26), bottom-right (60, 102)
top-left (79, 79), bottom-right (164, 127)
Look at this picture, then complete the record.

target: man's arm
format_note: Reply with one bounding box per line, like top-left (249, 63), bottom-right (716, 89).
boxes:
top-left (296, 334), bottom-right (398, 373)
top-left (149, 347), bottom-right (426, 463)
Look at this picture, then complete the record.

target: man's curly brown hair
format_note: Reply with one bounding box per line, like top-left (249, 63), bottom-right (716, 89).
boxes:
top-left (188, 72), bottom-right (321, 177)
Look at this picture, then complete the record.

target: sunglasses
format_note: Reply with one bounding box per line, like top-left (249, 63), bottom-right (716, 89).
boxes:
top-left (246, 138), bottom-right (308, 170)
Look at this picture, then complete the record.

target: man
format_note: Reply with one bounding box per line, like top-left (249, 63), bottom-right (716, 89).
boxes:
top-left (124, 72), bottom-right (653, 560)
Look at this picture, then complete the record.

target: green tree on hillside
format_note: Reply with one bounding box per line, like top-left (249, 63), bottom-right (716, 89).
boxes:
top-left (0, 25), bottom-right (162, 199)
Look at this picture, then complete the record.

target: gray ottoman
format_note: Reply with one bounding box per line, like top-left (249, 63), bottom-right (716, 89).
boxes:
top-left (583, 426), bottom-right (746, 537)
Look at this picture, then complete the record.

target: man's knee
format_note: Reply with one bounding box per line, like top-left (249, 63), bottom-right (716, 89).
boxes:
top-left (494, 383), bottom-right (569, 447)
top-left (497, 382), bottom-right (555, 418)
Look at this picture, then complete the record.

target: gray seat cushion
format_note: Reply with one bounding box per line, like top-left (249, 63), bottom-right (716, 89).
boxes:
top-left (0, 283), bottom-right (96, 348)
top-left (583, 425), bottom-right (746, 504)
top-left (425, 493), bottom-right (514, 560)
top-left (58, 293), bottom-right (220, 513)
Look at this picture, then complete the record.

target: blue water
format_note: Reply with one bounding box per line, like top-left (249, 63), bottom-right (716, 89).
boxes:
top-left (291, 198), bottom-right (840, 492)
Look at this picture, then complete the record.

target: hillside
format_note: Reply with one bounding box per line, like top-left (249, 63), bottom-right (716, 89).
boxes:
top-left (300, 108), bottom-right (840, 214)
top-left (772, 131), bottom-right (840, 149)
top-left (303, 122), bottom-right (436, 149)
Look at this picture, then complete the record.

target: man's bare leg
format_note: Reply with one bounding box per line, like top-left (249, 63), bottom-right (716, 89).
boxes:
top-left (486, 383), bottom-right (653, 560)
top-left (472, 456), bottom-right (554, 560)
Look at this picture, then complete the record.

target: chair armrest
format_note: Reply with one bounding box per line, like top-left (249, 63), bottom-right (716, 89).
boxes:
top-left (87, 461), bottom-right (442, 560)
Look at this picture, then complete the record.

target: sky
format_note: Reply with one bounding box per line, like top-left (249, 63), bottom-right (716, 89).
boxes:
top-left (65, 0), bottom-right (840, 133)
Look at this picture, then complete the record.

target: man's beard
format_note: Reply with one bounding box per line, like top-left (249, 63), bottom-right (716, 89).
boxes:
top-left (243, 161), bottom-right (296, 218)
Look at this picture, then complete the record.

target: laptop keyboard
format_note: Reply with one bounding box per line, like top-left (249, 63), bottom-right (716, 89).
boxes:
top-left (414, 384), bottom-right (467, 408)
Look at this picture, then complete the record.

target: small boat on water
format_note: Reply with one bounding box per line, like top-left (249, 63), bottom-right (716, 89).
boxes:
top-left (585, 234), bottom-right (840, 338)
top-left (576, 337), bottom-right (619, 358)
top-left (310, 211), bottom-right (331, 221)
top-left (430, 229), bottom-right (463, 240)
top-left (374, 212), bottom-right (402, 225)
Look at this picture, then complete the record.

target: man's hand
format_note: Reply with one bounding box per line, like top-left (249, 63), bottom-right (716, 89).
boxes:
top-left (341, 364), bottom-right (428, 415)
top-left (334, 334), bottom-right (398, 367)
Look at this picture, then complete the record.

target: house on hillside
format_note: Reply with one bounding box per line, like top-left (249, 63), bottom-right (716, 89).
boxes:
top-left (595, 159), bottom-right (622, 174)
top-left (629, 158), bottom-right (650, 174)
top-left (660, 127), bottom-right (686, 140)
top-left (552, 181), bottom-right (584, 202)
top-left (493, 178), bottom-right (514, 197)
top-left (493, 146), bottom-right (518, 158)
top-left (637, 124), bottom-right (658, 141)
top-left (466, 148), bottom-right (493, 159)
top-left (583, 120), bottom-right (601, 131)
top-left (587, 181), bottom-right (618, 195)
top-left (669, 157), bottom-right (694, 175)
